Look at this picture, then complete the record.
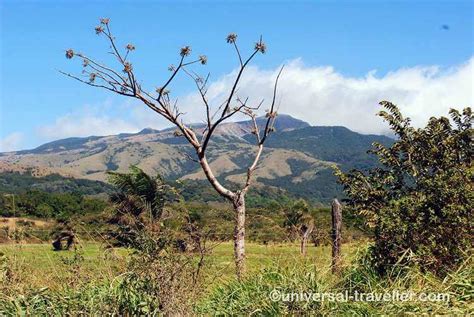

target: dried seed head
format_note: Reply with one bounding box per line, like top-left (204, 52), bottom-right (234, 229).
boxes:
top-left (82, 59), bottom-right (89, 67)
top-left (168, 64), bottom-right (176, 72)
top-left (123, 62), bottom-right (133, 73)
top-left (255, 40), bottom-right (266, 54)
top-left (180, 46), bottom-right (191, 57)
top-left (65, 49), bottom-right (74, 59)
top-left (89, 73), bottom-right (96, 83)
top-left (100, 18), bottom-right (110, 25)
top-left (156, 87), bottom-right (170, 95)
top-left (95, 26), bottom-right (104, 35)
top-left (199, 55), bottom-right (207, 65)
top-left (226, 33), bottom-right (237, 44)
top-left (126, 43), bottom-right (135, 51)
top-left (265, 111), bottom-right (277, 119)
top-left (173, 130), bottom-right (183, 137)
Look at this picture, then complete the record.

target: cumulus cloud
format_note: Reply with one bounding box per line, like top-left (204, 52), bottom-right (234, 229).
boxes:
top-left (35, 98), bottom-right (175, 143)
top-left (35, 57), bottom-right (473, 146)
top-left (0, 132), bottom-right (24, 152)
top-left (176, 57), bottom-right (473, 135)
top-left (38, 112), bottom-right (138, 140)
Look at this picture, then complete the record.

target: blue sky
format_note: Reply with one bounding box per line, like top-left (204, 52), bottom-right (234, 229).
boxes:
top-left (1, 0), bottom-right (473, 151)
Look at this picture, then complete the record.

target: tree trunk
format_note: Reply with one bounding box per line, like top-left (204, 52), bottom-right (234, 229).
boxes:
top-left (331, 198), bottom-right (342, 273)
top-left (233, 192), bottom-right (246, 280)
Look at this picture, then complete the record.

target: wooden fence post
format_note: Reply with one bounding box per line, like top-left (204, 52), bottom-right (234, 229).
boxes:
top-left (331, 198), bottom-right (342, 273)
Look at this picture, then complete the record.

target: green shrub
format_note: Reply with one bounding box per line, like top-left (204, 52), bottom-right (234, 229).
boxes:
top-left (336, 102), bottom-right (473, 276)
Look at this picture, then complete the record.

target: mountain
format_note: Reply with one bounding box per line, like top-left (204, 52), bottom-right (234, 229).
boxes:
top-left (260, 126), bottom-right (393, 170)
top-left (0, 114), bottom-right (392, 203)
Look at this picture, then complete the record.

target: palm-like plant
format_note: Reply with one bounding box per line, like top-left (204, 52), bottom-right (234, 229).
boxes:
top-left (107, 166), bottom-right (175, 247)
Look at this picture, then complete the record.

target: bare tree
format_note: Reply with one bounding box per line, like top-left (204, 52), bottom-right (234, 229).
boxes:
top-left (283, 199), bottom-right (314, 256)
top-left (62, 18), bottom-right (283, 279)
top-left (299, 215), bottom-right (314, 257)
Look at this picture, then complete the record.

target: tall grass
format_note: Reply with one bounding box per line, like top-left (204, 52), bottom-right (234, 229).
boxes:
top-left (196, 246), bottom-right (473, 315)
top-left (0, 243), bottom-right (471, 315)
top-left (0, 274), bottom-right (163, 315)
top-left (0, 242), bottom-right (206, 315)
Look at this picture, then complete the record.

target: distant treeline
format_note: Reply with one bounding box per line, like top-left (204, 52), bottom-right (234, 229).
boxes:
top-left (0, 171), bottom-right (366, 243)
top-left (0, 172), bottom-right (113, 195)
top-left (0, 190), bottom-right (107, 220)
top-left (0, 171), bottom-right (321, 211)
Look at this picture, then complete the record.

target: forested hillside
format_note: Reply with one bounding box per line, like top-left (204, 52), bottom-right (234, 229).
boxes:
top-left (0, 115), bottom-right (393, 204)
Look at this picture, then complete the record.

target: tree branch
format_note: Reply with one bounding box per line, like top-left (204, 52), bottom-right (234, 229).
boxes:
top-left (261, 66), bottom-right (284, 145)
top-left (63, 21), bottom-right (280, 204)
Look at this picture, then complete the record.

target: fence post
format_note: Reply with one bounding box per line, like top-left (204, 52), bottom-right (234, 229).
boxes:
top-left (331, 198), bottom-right (342, 273)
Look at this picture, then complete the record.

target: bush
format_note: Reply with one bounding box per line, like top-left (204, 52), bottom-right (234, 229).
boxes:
top-left (336, 102), bottom-right (473, 276)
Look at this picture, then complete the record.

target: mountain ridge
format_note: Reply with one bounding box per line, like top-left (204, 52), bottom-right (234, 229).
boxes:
top-left (0, 114), bottom-right (392, 203)
top-left (7, 114), bottom-right (309, 155)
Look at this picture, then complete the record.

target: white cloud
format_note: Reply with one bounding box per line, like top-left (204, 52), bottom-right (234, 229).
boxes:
top-left (176, 57), bottom-right (473, 135)
top-left (35, 57), bottom-right (473, 147)
top-left (0, 132), bottom-right (24, 152)
top-left (36, 99), bottom-right (172, 143)
top-left (38, 113), bottom-right (138, 140)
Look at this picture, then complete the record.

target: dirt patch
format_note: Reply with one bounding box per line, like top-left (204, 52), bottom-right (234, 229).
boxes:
top-left (0, 217), bottom-right (52, 230)
top-left (0, 217), bottom-right (54, 244)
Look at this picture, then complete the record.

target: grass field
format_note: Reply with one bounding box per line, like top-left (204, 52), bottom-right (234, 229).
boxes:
top-left (0, 243), bottom-right (126, 293)
top-left (0, 241), bottom-right (360, 290)
top-left (203, 241), bottom-right (360, 283)
top-left (1, 241), bottom-right (470, 315)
